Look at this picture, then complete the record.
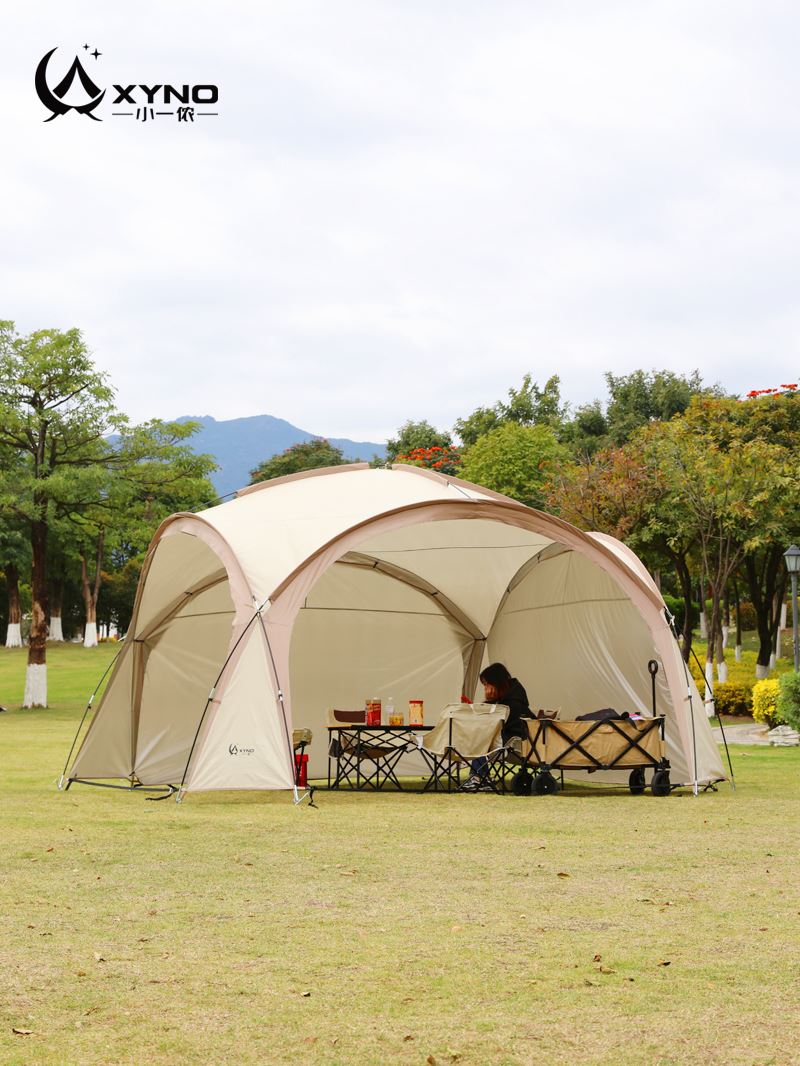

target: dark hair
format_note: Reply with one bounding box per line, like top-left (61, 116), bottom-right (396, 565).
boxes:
top-left (479, 662), bottom-right (512, 695)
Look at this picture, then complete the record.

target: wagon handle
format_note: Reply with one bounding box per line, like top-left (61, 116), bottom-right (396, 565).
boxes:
top-left (647, 659), bottom-right (659, 719)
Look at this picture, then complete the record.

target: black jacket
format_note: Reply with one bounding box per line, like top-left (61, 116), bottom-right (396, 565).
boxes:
top-left (500, 678), bottom-right (532, 742)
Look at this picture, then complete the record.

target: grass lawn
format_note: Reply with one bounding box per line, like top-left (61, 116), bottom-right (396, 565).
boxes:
top-left (2, 645), bottom-right (799, 1066)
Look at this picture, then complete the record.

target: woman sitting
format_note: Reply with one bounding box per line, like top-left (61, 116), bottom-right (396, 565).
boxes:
top-left (461, 662), bottom-right (532, 792)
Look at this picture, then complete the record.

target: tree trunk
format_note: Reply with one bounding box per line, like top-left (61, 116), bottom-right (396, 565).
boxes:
top-left (24, 518), bottom-right (48, 708)
top-left (49, 577), bottom-right (64, 642)
top-left (698, 580), bottom-right (707, 639)
top-left (5, 562), bottom-right (23, 647)
top-left (715, 621), bottom-right (728, 683)
top-left (671, 554), bottom-right (694, 663)
top-left (80, 531), bottom-right (105, 649)
top-left (704, 590), bottom-right (721, 710)
top-left (745, 547), bottom-right (784, 676)
top-left (733, 577), bottom-right (742, 663)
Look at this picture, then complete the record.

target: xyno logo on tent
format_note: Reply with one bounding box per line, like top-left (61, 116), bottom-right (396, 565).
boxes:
top-left (228, 744), bottom-right (255, 756)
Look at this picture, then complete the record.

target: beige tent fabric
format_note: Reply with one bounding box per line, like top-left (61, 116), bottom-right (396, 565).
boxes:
top-left (185, 622), bottom-right (295, 791)
top-left (70, 642), bottom-right (135, 780)
top-left (66, 465), bottom-right (725, 795)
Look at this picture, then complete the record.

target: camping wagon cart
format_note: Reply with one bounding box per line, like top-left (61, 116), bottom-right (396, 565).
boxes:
top-left (523, 715), bottom-right (671, 796)
top-left (61, 465), bottom-right (727, 800)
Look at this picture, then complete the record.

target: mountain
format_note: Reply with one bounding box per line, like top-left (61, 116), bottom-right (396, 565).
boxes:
top-left (174, 414), bottom-right (386, 498)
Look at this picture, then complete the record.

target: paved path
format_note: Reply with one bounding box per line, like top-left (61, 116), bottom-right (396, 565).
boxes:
top-left (712, 721), bottom-right (770, 745)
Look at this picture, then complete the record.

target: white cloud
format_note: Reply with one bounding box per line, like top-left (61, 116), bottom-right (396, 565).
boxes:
top-left (1, 0), bottom-right (798, 442)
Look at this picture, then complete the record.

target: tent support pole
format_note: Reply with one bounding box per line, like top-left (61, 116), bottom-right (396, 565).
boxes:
top-left (666, 608), bottom-right (734, 792)
top-left (258, 614), bottom-right (300, 801)
top-left (687, 640), bottom-right (736, 791)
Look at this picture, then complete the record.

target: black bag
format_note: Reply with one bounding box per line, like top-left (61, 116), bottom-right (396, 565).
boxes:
top-left (575, 707), bottom-right (630, 722)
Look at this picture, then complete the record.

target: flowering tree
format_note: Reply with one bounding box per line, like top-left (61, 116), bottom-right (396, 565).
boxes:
top-left (395, 444), bottom-right (462, 476)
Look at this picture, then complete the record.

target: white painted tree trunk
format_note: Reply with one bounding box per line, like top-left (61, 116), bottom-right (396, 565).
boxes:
top-left (735, 644), bottom-right (742, 663)
top-left (704, 661), bottom-right (715, 716)
top-left (699, 610), bottom-right (707, 639)
top-left (756, 663), bottom-right (770, 679)
top-left (775, 625), bottom-right (781, 661)
top-left (769, 651), bottom-right (777, 669)
top-left (83, 622), bottom-right (98, 648)
top-left (5, 622), bottom-right (22, 648)
top-left (49, 614), bottom-right (64, 642)
top-left (23, 663), bottom-right (47, 708)
top-left (717, 661), bottom-right (729, 683)
top-left (721, 625), bottom-right (729, 649)
top-left (781, 603), bottom-right (787, 629)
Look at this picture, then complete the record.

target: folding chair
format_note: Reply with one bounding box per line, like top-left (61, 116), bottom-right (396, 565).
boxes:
top-left (421, 704), bottom-right (510, 793)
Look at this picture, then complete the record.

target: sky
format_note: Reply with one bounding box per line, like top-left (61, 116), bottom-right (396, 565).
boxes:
top-left (1, 1), bottom-right (798, 441)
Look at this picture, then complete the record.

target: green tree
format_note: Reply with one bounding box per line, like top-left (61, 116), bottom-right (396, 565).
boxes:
top-left (603, 369), bottom-right (722, 445)
top-left (684, 392), bottom-right (800, 674)
top-left (72, 420), bottom-right (217, 643)
top-left (544, 442), bottom-right (699, 659)
top-left (385, 420), bottom-right (453, 463)
top-left (460, 422), bottom-right (569, 508)
top-left (0, 323), bottom-right (124, 706)
top-left (646, 414), bottom-right (791, 687)
top-left (455, 374), bottom-right (566, 447)
top-left (250, 438), bottom-right (346, 483)
top-left (0, 452), bottom-right (30, 647)
top-left (560, 400), bottom-right (610, 457)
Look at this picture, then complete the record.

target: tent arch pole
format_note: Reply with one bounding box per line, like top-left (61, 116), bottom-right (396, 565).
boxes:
top-left (257, 613), bottom-right (301, 804)
top-left (67, 513), bottom-right (259, 791)
top-left (336, 550), bottom-right (487, 701)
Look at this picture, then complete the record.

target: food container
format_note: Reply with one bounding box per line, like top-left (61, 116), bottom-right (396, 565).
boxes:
top-left (408, 700), bottom-right (424, 726)
top-left (366, 699), bottom-right (381, 726)
top-left (389, 706), bottom-right (404, 726)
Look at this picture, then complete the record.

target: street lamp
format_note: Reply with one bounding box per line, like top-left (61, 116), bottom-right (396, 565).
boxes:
top-left (784, 545), bottom-right (800, 672)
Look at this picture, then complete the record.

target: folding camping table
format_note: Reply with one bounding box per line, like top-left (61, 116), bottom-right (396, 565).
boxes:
top-left (327, 724), bottom-right (433, 790)
top-left (524, 716), bottom-right (671, 795)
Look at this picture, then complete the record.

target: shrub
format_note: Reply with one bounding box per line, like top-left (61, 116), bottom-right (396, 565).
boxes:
top-left (777, 672), bottom-right (800, 731)
top-left (712, 682), bottom-right (753, 717)
top-left (735, 601), bottom-right (758, 631)
top-left (752, 679), bottom-right (781, 727)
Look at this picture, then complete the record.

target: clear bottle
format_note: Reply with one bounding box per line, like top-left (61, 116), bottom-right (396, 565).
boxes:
top-left (385, 696), bottom-right (394, 726)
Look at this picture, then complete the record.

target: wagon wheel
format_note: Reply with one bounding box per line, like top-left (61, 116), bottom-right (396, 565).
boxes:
top-left (651, 769), bottom-right (671, 796)
top-left (533, 771), bottom-right (559, 795)
top-left (629, 767), bottom-right (646, 795)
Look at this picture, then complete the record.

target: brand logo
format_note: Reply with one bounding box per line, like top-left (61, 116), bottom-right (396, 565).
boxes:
top-left (35, 47), bottom-right (105, 122)
top-left (228, 743), bottom-right (255, 756)
top-left (35, 44), bottom-right (219, 125)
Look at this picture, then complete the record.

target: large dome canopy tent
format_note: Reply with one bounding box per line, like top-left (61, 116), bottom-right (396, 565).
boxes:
top-left (62, 465), bottom-right (725, 801)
